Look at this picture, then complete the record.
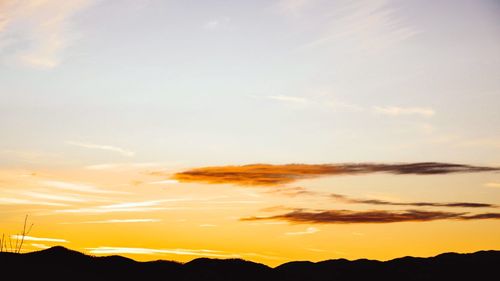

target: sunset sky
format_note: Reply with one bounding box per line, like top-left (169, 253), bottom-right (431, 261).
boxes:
top-left (1, 0), bottom-right (500, 266)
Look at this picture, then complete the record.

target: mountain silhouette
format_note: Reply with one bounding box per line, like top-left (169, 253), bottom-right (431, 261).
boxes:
top-left (1, 246), bottom-right (498, 281)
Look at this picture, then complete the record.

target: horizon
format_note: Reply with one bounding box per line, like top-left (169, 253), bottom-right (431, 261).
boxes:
top-left (1, 0), bottom-right (500, 267)
top-left (9, 245), bottom-right (500, 266)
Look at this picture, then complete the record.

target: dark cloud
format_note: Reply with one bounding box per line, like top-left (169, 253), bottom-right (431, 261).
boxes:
top-left (330, 193), bottom-right (497, 208)
top-left (460, 213), bottom-right (500, 220)
top-left (241, 209), bottom-right (500, 224)
top-left (173, 162), bottom-right (499, 186)
top-left (264, 186), bottom-right (317, 197)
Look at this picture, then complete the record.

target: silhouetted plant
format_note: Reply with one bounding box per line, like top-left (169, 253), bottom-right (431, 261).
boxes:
top-left (0, 215), bottom-right (33, 253)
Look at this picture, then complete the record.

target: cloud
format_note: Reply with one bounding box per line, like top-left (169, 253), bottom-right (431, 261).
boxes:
top-left (54, 200), bottom-right (169, 214)
top-left (242, 209), bottom-right (500, 224)
top-left (372, 106), bottom-right (435, 117)
top-left (148, 180), bottom-right (179, 185)
top-left (54, 207), bottom-right (168, 214)
top-left (66, 141), bottom-right (135, 157)
top-left (173, 162), bottom-right (499, 186)
top-left (85, 162), bottom-right (164, 170)
top-left (276, 0), bottom-right (315, 16)
top-left (458, 138), bottom-right (500, 149)
top-left (0, 197), bottom-right (68, 206)
top-left (330, 193), bottom-right (497, 208)
top-left (460, 213), bottom-right (500, 220)
top-left (21, 191), bottom-right (87, 202)
top-left (31, 243), bottom-right (50, 249)
top-left (265, 95), bottom-right (309, 104)
top-left (11, 235), bottom-right (68, 243)
top-left (485, 182), bottom-right (500, 188)
top-left (0, 0), bottom-right (93, 68)
top-left (100, 200), bottom-right (165, 209)
top-left (86, 246), bottom-right (238, 258)
top-left (296, 0), bottom-right (420, 53)
top-left (264, 186), bottom-right (317, 197)
top-left (285, 226), bottom-right (319, 235)
top-left (62, 219), bottom-right (161, 224)
top-left (42, 180), bottom-right (126, 194)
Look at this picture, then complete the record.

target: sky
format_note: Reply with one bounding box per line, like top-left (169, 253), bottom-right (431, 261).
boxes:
top-left (0, 0), bottom-right (500, 266)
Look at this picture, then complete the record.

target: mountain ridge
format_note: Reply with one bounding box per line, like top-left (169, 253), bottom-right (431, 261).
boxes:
top-left (1, 246), bottom-right (498, 280)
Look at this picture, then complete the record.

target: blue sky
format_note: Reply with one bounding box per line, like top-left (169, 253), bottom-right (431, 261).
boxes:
top-left (1, 0), bottom-right (500, 168)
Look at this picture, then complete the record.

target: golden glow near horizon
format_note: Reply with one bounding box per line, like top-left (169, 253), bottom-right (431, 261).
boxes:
top-left (1, 0), bottom-right (500, 267)
top-left (1, 165), bottom-right (499, 266)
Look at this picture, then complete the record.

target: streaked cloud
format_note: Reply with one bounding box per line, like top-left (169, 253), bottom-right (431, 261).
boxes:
top-left (0, 0), bottom-right (93, 68)
top-left (203, 18), bottom-right (231, 31)
top-left (100, 200), bottom-right (165, 209)
top-left (372, 106), bottom-right (435, 117)
top-left (42, 180), bottom-right (126, 194)
top-left (31, 243), bottom-right (50, 249)
top-left (21, 191), bottom-right (87, 202)
top-left (330, 193), bottom-right (497, 208)
top-left (276, 0), bottom-right (315, 16)
top-left (11, 235), bottom-right (68, 243)
top-left (264, 186), bottom-right (317, 197)
top-left (265, 95), bottom-right (309, 104)
top-left (54, 200), bottom-right (169, 214)
top-left (148, 180), bottom-right (179, 185)
top-left (460, 213), bottom-right (500, 220)
top-left (85, 162), bottom-right (165, 170)
top-left (242, 209), bottom-right (500, 224)
top-left (285, 226), bottom-right (319, 235)
top-left (66, 141), bottom-right (135, 157)
top-left (458, 138), bottom-right (500, 149)
top-left (0, 197), bottom-right (68, 206)
top-left (297, 0), bottom-right (419, 52)
top-left (174, 162), bottom-right (499, 186)
top-left (86, 246), bottom-right (238, 258)
top-left (199, 224), bottom-right (217, 227)
top-left (485, 182), bottom-right (500, 188)
top-left (62, 218), bottom-right (161, 224)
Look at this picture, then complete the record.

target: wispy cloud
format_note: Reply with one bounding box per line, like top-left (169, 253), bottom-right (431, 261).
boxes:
top-left (0, 0), bottom-right (93, 68)
top-left (85, 162), bottom-right (163, 170)
top-left (373, 106), bottom-right (435, 117)
top-left (265, 95), bottom-right (309, 104)
top-left (242, 209), bottom-right (500, 224)
top-left (485, 182), bottom-right (500, 188)
top-left (264, 186), bottom-right (317, 197)
top-left (11, 235), bottom-right (68, 243)
top-left (42, 180), bottom-right (125, 194)
top-left (148, 180), bottom-right (180, 185)
top-left (202, 18), bottom-right (231, 31)
top-left (54, 200), bottom-right (169, 214)
top-left (297, 0), bottom-right (419, 53)
top-left (276, 0), bottom-right (316, 17)
top-left (199, 224), bottom-right (217, 227)
top-left (31, 243), bottom-right (50, 249)
top-left (285, 226), bottom-right (319, 235)
top-left (21, 191), bottom-right (87, 202)
top-left (100, 200), bottom-right (165, 209)
top-left (174, 162), bottom-right (499, 186)
top-left (86, 246), bottom-right (238, 258)
top-left (66, 141), bottom-right (135, 157)
top-left (62, 218), bottom-right (161, 224)
top-left (55, 207), bottom-right (168, 214)
top-left (458, 138), bottom-right (500, 149)
top-left (330, 193), bottom-right (497, 208)
top-left (0, 197), bottom-right (68, 206)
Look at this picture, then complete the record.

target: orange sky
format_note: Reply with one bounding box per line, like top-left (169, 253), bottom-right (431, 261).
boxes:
top-left (1, 165), bottom-right (499, 266)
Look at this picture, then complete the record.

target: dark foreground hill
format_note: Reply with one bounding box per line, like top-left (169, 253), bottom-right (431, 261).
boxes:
top-left (1, 246), bottom-right (499, 281)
